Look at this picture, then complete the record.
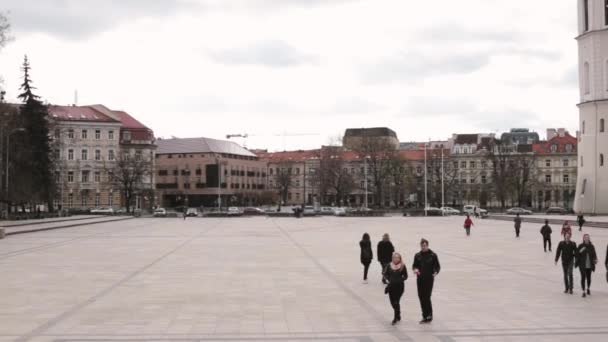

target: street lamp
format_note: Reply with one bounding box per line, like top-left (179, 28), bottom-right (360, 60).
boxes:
top-left (5, 128), bottom-right (26, 210)
top-left (364, 155), bottom-right (370, 209)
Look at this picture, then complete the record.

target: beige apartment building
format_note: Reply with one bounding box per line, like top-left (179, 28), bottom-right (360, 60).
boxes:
top-left (154, 137), bottom-right (268, 208)
top-left (51, 105), bottom-right (155, 211)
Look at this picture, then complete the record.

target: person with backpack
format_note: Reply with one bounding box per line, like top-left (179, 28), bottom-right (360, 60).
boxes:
top-left (577, 214), bottom-right (586, 232)
top-left (377, 233), bottom-right (395, 284)
top-left (576, 234), bottom-right (598, 298)
top-left (555, 232), bottom-right (577, 294)
top-left (463, 214), bottom-right (474, 236)
top-left (514, 213), bottom-right (522, 238)
top-left (561, 221), bottom-right (572, 237)
top-left (359, 233), bottom-right (373, 283)
top-left (540, 220), bottom-right (553, 252)
top-left (383, 252), bottom-right (408, 325)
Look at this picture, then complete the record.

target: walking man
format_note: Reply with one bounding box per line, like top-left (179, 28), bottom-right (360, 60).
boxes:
top-left (514, 213), bottom-right (522, 238)
top-left (377, 233), bottom-right (395, 284)
top-left (577, 214), bottom-right (586, 232)
top-left (540, 219), bottom-right (553, 252)
top-left (555, 232), bottom-right (577, 294)
top-left (413, 238), bottom-right (440, 324)
top-left (463, 214), bottom-right (474, 237)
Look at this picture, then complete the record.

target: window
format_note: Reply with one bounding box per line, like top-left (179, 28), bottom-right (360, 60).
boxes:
top-left (545, 160), bottom-right (551, 167)
top-left (95, 193), bottom-right (100, 207)
top-left (460, 161), bottom-right (467, 169)
top-left (601, 118), bottom-right (605, 132)
top-left (54, 129), bottom-right (60, 139)
top-left (108, 150), bottom-right (115, 161)
top-left (81, 194), bottom-right (87, 207)
top-left (184, 183), bottom-right (191, 189)
top-left (563, 174), bottom-right (570, 183)
top-left (584, 0), bottom-right (590, 31)
top-left (565, 144), bottom-right (573, 153)
top-left (481, 161), bottom-right (487, 168)
top-left (68, 193), bottom-right (73, 207)
top-left (81, 129), bottom-right (88, 139)
top-left (582, 120), bottom-right (586, 134)
top-left (481, 175), bottom-right (487, 184)
top-left (563, 159), bottom-right (569, 167)
top-left (53, 149), bottom-right (60, 159)
top-left (122, 131), bottom-right (131, 141)
top-left (296, 168), bottom-right (300, 175)
top-left (109, 192), bottom-right (113, 206)
top-left (601, 153), bottom-right (605, 166)
top-left (584, 62), bottom-right (590, 94)
top-left (94, 172), bottom-right (101, 182)
top-left (135, 150), bottom-right (142, 161)
top-left (159, 170), bottom-right (168, 176)
top-left (95, 150), bottom-right (101, 161)
top-left (108, 130), bottom-right (114, 140)
top-left (68, 149), bottom-right (74, 160)
top-left (95, 130), bottom-right (101, 139)
top-left (295, 180), bottom-right (300, 187)
top-left (67, 171), bottom-right (74, 183)
top-left (550, 144), bottom-right (557, 153)
top-left (81, 170), bottom-right (90, 183)
top-left (470, 161), bottom-right (476, 169)
top-left (453, 162), bottom-right (459, 169)
top-left (545, 175), bottom-right (552, 183)
top-left (81, 149), bottom-right (88, 160)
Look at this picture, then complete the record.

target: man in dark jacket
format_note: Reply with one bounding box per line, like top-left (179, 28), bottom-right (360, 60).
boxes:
top-left (540, 220), bottom-right (552, 252)
top-left (412, 238), bottom-right (440, 324)
top-left (377, 233), bottom-right (395, 284)
top-left (555, 232), bottom-right (577, 294)
top-left (514, 214), bottom-right (522, 238)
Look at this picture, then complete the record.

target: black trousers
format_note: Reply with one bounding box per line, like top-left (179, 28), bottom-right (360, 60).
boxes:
top-left (543, 237), bottom-right (551, 251)
top-left (380, 262), bottom-right (389, 282)
top-left (417, 276), bottom-right (434, 320)
top-left (362, 262), bottom-right (370, 280)
top-left (465, 227), bottom-right (471, 236)
top-left (580, 268), bottom-right (592, 290)
top-left (388, 283), bottom-right (404, 320)
top-left (562, 261), bottom-right (574, 290)
top-left (515, 227), bottom-right (521, 237)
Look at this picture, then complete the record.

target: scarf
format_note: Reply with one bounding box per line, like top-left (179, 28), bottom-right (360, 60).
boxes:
top-left (390, 261), bottom-right (404, 271)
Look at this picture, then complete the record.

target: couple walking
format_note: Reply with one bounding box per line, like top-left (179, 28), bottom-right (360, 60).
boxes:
top-left (359, 234), bottom-right (440, 325)
top-left (555, 232), bottom-right (599, 297)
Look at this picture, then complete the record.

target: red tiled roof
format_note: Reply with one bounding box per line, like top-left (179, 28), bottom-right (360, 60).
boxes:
top-left (259, 147), bottom-right (435, 162)
top-left (532, 133), bottom-right (577, 154)
top-left (112, 110), bottom-right (149, 129)
top-left (258, 149), bottom-right (320, 162)
top-left (48, 105), bottom-right (119, 122)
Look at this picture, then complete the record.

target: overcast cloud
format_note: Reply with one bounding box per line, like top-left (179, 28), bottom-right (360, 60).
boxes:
top-left (0, 0), bottom-right (579, 151)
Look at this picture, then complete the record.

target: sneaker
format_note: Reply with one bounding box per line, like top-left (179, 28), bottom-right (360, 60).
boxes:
top-left (391, 319), bottom-right (398, 325)
top-left (587, 289), bottom-right (591, 295)
top-left (419, 319), bottom-right (431, 324)
top-left (564, 289), bottom-right (569, 294)
top-left (582, 293), bottom-right (586, 298)
top-left (569, 289), bottom-right (573, 295)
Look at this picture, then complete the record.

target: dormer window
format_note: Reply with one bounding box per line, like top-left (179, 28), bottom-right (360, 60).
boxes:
top-left (550, 144), bottom-right (558, 153)
top-left (122, 131), bottom-right (131, 141)
top-left (565, 144), bottom-right (573, 153)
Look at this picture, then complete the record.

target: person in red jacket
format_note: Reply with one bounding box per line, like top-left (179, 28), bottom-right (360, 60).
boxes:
top-left (561, 221), bottom-right (572, 237)
top-left (463, 214), bottom-right (474, 236)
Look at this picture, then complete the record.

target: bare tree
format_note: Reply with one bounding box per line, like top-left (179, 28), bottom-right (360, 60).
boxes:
top-left (317, 147), bottom-right (355, 206)
top-left (352, 136), bottom-right (399, 208)
top-left (273, 160), bottom-right (294, 205)
top-left (104, 151), bottom-right (152, 213)
top-left (486, 140), bottom-right (512, 209)
top-left (509, 153), bottom-right (537, 207)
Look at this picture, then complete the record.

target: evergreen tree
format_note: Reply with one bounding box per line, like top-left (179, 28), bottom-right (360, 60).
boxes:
top-left (15, 56), bottom-right (55, 211)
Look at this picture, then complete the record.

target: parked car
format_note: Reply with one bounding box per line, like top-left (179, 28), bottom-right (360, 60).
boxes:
top-left (319, 207), bottom-right (335, 215)
top-left (333, 207), bottom-right (347, 216)
top-left (440, 207), bottom-right (460, 215)
top-left (303, 206), bottom-right (316, 216)
top-left (186, 208), bottom-right (198, 217)
top-left (462, 205), bottom-right (488, 217)
top-left (90, 207), bottom-right (114, 215)
top-left (506, 207), bottom-right (533, 215)
top-left (546, 207), bottom-right (568, 214)
top-left (243, 207), bottom-right (264, 215)
top-left (153, 208), bottom-right (167, 217)
top-left (424, 207), bottom-right (443, 216)
top-left (227, 207), bottom-right (241, 215)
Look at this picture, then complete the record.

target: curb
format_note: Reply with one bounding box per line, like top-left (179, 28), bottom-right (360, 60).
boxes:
top-left (0, 216), bottom-right (100, 228)
top-left (4, 217), bottom-right (135, 237)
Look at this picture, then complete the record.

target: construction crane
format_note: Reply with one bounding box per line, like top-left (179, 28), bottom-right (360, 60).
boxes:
top-left (226, 132), bottom-right (319, 150)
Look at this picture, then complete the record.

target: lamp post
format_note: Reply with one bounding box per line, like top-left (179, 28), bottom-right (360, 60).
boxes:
top-left (216, 157), bottom-right (221, 212)
top-left (424, 142), bottom-right (428, 216)
top-left (364, 156), bottom-right (370, 209)
top-left (5, 128), bottom-right (26, 211)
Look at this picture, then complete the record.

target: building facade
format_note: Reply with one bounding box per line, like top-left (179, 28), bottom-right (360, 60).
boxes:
top-left (155, 137), bottom-right (268, 208)
top-left (574, 0), bottom-right (608, 214)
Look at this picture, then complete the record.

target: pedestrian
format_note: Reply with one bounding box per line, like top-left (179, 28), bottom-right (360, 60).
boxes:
top-left (473, 206), bottom-right (479, 218)
top-left (383, 252), bottom-right (408, 325)
top-left (359, 233), bottom-right (373, 283)
top-left (555, 232), bottom-right (577, 294)
top-left (577, 213), bottom-right (586, 232)
top-left (377, 233), bottom-right (395, 284)
top-left (413, 238), bottom-right (440, 324)
top-left (561, 221), bottom-right (572, 237)
top-left (183, 207), bottom-right (187, 220)
top-left (463, 214), bottom-right (474, 236)
top-left (576, 234), bottom-right (598, 298)
top-left (540, 219), bottom-right (553, 252)
top-left (514, 213), bottom-right (522, 238)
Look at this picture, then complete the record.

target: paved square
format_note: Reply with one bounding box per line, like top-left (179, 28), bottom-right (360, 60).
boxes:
top-left (1, 216), bottom-right (608, 342)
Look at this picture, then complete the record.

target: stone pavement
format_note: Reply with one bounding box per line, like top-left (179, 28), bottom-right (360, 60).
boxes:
top-left (1, 216), bottom-right (608, 342)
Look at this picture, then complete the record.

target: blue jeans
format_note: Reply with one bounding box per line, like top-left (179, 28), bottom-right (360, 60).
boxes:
top-left (562, 261), bottom-right (574, 290)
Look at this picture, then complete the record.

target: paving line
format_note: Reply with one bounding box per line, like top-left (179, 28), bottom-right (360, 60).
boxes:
top-left (15, 220), bottom-right (223, 342)
top-left (270, 218), bottom-right (411, 342)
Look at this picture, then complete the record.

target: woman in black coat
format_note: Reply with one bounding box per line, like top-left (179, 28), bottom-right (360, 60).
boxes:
top-left (576, 234), bottom-right (598, 297)
top-left (359, 233), bottom-right (373, 283)
top-left (383, 252), bottom-right (408, 325)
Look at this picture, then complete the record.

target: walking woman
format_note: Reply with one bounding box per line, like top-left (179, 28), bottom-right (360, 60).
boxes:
top-left (359, 233), bottom-right (373, 283)
top-left (463, 214), bottom-right (474, 237)
top-left (561, 221), bottom-right (572, 237)
top-left (576, 234), bottom-right (598, 298)
top-left (383, 252), bottom-right (408, 325)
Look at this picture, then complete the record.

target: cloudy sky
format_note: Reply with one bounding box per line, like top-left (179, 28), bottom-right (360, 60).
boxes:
top-left (0, 0), bottom-right (578, 151)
